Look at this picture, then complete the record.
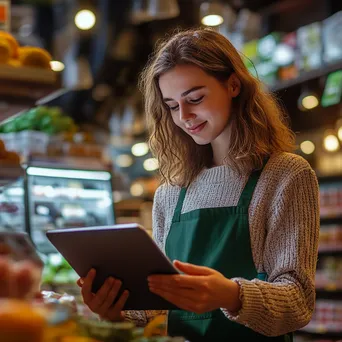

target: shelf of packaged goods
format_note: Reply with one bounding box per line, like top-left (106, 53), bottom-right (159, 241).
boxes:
top-left (318, 245), bottom-right (342, 254)
top-left (0, 65), bottom-right (61, 122)
top-left (296, 329), bottom-right (342, 338)
top-left (269, 59), bottom-right (342, 92)
top-left (320, 217), bottom-right (342, 225)
top-left (315, 287), bottom-right (342, 298)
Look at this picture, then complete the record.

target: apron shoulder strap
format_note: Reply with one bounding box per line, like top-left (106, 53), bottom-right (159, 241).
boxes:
top-left (238, 157), bottom-right (269, 208)
top-left (172, 187), bottom-right (187, 223)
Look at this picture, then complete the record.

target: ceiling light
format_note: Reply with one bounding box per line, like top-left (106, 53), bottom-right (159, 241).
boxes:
top-left (75, 9), bottom-right (96, 30)
top-left (143, 158), bottom-right (159, 171)
top-left (50, 60), bottom-right (65, 72)
top-left (323, 134), bottom-right (340, 152)
top-left (298, 87), bottom-right (320, 111)
top-left (131, 142), bottom-right (149, 157)
top-left (200, 2), bottom-right (224, 27)
top-left (116, 154), bottom-right (134, 168)
top-left (301, 95), bottom-right (319, 110)
top-left (338, 126), bottom-right (342, 142)
top-left (300, 140), bottom-right (315, 155)
top-left (130, 183), bottom-right (144, 197)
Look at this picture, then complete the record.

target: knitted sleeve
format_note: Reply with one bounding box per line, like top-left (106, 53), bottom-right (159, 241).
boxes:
top-left (221, 167), bottom-right (320, 336)
top-left (124, 186), bottom-right (167, 327)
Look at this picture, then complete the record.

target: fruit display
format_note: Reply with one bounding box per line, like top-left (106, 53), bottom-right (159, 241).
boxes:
top-left (0, 31), bottom-right (52, 69)
top-left (0, 298), bottom-right (186, 342)
top-left (42, 253), bottom-right (79, 292)
top-left (0, 106), bottom-right (78, 135)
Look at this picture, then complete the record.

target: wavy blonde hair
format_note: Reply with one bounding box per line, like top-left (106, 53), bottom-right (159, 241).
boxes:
top-left (139, 28), bottom-right (296, 187)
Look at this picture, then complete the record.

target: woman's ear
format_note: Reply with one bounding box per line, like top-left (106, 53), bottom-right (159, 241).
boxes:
top-left (228, 74), bottom-right (241, 98)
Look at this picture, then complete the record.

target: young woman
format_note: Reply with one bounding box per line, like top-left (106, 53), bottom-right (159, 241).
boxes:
top-left (78, 28), bottom-right (320, 341)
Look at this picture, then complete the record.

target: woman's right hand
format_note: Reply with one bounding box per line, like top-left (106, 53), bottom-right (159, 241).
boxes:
top-left (77, 268), bottom-right (129, 322)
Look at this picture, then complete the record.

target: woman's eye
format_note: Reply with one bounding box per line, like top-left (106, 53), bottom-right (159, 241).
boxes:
top-left (189, 95), bottom-right (204, 103)
top-left (169, 105), bottom-right (179, 111)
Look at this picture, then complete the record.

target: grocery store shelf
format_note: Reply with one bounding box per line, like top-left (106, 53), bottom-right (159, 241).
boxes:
top-left (320, 217), bottom-right (342, 225)
top-left (0, 65), bottom-right (61, 122)
top-left (318, 245), bottom-right (342, 254)
top-left (296, 329), bottom-right (342, 338)
top-left (269, 59), bottom-right (342, 92)
top-left (318, 174), bottom-right (342, 184)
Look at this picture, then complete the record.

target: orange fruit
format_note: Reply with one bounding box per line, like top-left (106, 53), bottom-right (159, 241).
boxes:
top-left (0, 299), bottom-right (46, 342)
top-left (0, 31), bottom-right (19, 58)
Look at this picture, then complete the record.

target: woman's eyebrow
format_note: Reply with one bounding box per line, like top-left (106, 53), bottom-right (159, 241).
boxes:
top-left (163, 86), bottom-right (205, 102)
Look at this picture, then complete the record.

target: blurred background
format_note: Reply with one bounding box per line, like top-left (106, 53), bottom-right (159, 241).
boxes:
top-left (0, 0), bottom-right (341, 340)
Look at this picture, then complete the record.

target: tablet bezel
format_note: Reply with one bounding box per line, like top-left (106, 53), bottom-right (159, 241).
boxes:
top-left (46, 223), bottom-right (180, 310)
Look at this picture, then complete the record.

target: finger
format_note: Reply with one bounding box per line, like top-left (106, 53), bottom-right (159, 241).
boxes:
top-left (81, 268), bottom-right (96, 303)
top-left (148, 274), bottom-right (206, 289)
top-left (173, 260), bottom-right (214, 276)
top-left (111, 290), bottom-right (129, 314)
top-left (77, 278), bottom-right (84, 287)
top-left (90, 277), bottom-right (115, 311)
top-left (0, 258), bottom-right (11, 297)
top-left (149, 284), bottom-right (197, 301)
top-left (149, 286), bottom-right (195, 312)
top-left (97, 279), bottom-right (122, 315)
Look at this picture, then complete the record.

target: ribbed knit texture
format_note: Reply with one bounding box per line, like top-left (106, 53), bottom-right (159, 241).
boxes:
top-left (125, 152), bottom-right (320, 336)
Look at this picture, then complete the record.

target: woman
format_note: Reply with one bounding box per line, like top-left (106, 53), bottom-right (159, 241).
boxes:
top-left (78, 28), bottom-right (319, 341)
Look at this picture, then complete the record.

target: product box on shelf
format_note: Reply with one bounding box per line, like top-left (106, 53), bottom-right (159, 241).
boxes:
top-left (0, 130), bottom-right (62, 158)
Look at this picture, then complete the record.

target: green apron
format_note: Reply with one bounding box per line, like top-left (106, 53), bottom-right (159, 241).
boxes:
top-left (165, 166), bottom-right (293, 341)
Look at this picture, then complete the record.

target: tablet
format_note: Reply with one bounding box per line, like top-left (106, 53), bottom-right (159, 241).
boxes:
top-left (46, 224), bottom-right (180, 310)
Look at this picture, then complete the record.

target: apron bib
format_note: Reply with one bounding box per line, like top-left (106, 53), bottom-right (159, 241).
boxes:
top-left (165, 165), bottom-right (293, 342)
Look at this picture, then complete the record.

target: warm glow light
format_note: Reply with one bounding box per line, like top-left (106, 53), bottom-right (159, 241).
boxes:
top-left (131, 142), bottom-right (149, 157)
top-left (75, 9), bottom-right (96, 30)
top-left (302, 95), bottom-right (319, 110)
top-left (130, 183), bottom-right (144, 197)
top-left (116, 154), bottom-right (133, 168)
top-left (50, 61), bottom-right (65, 72)
top-left (143, 158), bottom-right (159, 171)
top-left (338, 126), bottom-right (342, 142)
top-left (201, 14), bottom-right (224, 26)
top-left (323, 135), bottom-right (340, 152)
top-left (300, 140), bottom-right (315, 155)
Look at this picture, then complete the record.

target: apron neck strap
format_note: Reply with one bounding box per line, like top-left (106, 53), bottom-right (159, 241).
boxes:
top-left (237, 157), bottom-right (269, 208)
top-left (172, 187), bottom-right (187, 223)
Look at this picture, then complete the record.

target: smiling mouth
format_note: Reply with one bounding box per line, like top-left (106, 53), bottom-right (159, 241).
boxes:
top-left (187, 122), bottom-right (207, 134)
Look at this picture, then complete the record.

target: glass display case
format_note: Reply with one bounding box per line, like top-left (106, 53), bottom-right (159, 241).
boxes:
top-left (0, 166), bottom-right (26, 233)
top-left (25, 157), bottom-right (115, 254)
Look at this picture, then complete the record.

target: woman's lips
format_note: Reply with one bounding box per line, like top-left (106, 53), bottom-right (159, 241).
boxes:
top-left (187, 122), bottom-right (207, 134)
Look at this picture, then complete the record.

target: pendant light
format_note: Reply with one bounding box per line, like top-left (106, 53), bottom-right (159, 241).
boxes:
top-left (200, 1), bottom-right (224, 27)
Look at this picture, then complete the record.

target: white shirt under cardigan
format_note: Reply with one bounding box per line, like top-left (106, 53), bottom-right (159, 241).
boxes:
top-left (125, 152), bottom-right (320, 337)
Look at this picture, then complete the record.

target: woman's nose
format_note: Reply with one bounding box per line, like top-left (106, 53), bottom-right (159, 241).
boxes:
top-left (179, 104), bottom-right (195, 122)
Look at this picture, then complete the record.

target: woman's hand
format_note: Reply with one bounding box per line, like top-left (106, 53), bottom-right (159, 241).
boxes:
top-left (77, 268), bottom-right (129, 321)
top-left (148, 260), bottom-right (241, 314)
top-left (0, 257), bottom-right (41, 299)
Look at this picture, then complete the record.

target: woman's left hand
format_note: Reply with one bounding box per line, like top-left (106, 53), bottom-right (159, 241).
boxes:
top-left (148, 260), bottom-right (241, 314)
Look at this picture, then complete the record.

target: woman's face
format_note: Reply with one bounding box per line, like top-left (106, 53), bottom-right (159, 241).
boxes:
top-left (159, 64), bottom-right (240, 146)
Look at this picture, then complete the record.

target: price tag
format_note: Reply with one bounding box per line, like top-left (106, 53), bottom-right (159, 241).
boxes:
top-left (0, 0), bottom-right (10, 31)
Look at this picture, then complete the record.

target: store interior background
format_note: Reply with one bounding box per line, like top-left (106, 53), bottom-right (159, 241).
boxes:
top-left (0, 0), bottom-right (342, 340)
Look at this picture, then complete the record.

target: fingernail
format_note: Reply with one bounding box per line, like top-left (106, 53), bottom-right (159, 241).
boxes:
top-left (80, 278), bottom-right (84, 285)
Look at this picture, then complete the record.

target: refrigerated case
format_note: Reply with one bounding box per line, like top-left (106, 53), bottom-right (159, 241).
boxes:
top-left (0, 166), bottom-right (26, 233)
top-left (25, 157), bottom-right (115, 254)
